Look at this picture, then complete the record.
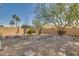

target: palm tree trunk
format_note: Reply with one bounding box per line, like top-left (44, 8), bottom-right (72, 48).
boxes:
top-left (17, 26), bottom-right (19, 34)
top-left (15, 21), bottom-right (17, 28)
top-left (11, 25), bottom-right (13, 27)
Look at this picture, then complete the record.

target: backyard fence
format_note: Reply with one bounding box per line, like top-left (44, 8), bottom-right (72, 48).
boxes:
top-left (0, 27), bottom-right (79, 36)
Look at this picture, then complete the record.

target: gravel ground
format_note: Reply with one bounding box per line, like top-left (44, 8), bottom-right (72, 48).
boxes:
top-left (0, 34), bottom-right (79, 56)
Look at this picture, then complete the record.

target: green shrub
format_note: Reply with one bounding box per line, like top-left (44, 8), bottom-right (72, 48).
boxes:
top-left (27, 28), bottom-right (35, 34)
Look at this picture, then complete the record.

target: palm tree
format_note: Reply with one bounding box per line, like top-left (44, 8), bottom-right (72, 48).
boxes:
top-left (12, 14), bottom-right (21, 34)
top-left (12, 14), bottom-right (20, 27)
top-left (9, 20), bottom-right (15, 27)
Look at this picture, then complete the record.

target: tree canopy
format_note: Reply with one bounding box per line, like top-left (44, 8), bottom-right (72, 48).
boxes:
top-left (34, 3), bottom-right (79, 30)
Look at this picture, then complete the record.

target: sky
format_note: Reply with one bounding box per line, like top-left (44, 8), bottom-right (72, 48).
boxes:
top-left (0, 3), bottom-right (36, 27)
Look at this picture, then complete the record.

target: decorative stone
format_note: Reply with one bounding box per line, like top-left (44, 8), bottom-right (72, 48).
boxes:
top-left (59, 48), bottom-right (66, 52)
top-left (24, 50), bottom-right (35, 56)
top-left (58, 52), bottom-right (66, 56)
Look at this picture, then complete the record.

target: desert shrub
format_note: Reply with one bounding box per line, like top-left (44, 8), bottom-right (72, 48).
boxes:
top-left (57, 30), bottom-right (66, 35)
top-left (27, 28), bottom-right (36, 34)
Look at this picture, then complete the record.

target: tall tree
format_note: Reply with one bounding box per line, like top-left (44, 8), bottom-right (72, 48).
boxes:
top-left (9, 20), bottom-right (15, 27)
top-left (32, 18), bottom-right (43, 34)
top-left (12, 14), bottom-right (21, 34)
top-left (34, 3), bottom-right (79, 35)
top-left (72, 4), bottom-right (79, 27)
top-left (12, 14), bottom-right (20, 27)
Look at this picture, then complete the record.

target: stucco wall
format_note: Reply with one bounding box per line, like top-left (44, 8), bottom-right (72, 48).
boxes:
top-left (43, 28), bottom-right (79, 36)
top-left (0, 27), bottom-right (79, 36)
top-left (0, 27), bottom-right (24, 36)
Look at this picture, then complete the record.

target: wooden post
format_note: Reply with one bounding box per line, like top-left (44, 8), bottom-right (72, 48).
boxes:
top-left (0, 26), bottom-right (3, 51)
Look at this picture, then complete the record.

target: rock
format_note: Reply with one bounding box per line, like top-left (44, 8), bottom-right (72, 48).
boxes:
top-left (74, 43), bottom-right (79, 46)
top-left (48, 49), bottom-right (57, 56)
top-left (68, 42), bottom-right (73, 45)
top-left (61, 45), bottom-right (67, 49)
top-left (59, 48), bottom-right (66, 52)
top-left (3, 46), bottom-right (9, 51)
top-left (14, 44), bottom-right (20, 48)
top-left (24, 50), bottom-right (35, 56)
top-left (63, 44), bottom-right (68, 46)
top-left (22, 41), bottom-right (32, 45)
top-left (58, 52), bottom-right (66, 56)
top-left (14, 47), bottom-right (22, 49)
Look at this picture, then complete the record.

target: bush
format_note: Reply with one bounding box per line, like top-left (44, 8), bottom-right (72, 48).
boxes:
top-left (57, 30), bottom-right (66, 35)
top-left (27, 28), bottom-right (35, 34)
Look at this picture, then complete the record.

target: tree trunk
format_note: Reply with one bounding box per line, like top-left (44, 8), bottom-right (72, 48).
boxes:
top-left (16, 26), bottom-right (19, 34)
top-left (11, 25), bottom-right (13, 27)
top-left (15, 21), bottom-right (17, 28)
top-left (23, 28), bottom-right (26, 34)
top-left (75, 20), bottom-right (78, 28)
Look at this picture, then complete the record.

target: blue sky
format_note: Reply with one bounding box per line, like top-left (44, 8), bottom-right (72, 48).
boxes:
top-left (0, 3), bottom-right (36, 26)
